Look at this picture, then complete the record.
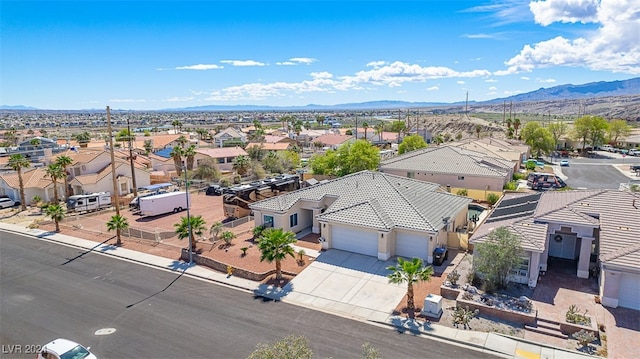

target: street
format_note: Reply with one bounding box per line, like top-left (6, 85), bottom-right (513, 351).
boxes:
top-left (0, 232), bottom-right (497, 359)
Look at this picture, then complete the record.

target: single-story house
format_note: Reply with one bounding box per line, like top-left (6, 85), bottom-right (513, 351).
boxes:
top-left (470, 190), bottom-right (640, 310)
top-left (379, 146), bottom-right (514, 192)
top-left (212, 127), bottom-right (246, 148)
top-left (250, 170), bottom-right (472, 263)
top-left (450, 138), bottom-right (527, 169)
top-left (194, 147), bottom-right (249, 173)
top-left (313, 134), bottom-right (354, 150)
top-left (0, 167), bottom-right (64, 204)
top-left (245, 142), bottom-right (294, 153)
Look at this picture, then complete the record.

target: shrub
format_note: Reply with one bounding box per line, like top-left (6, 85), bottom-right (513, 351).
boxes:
top-left (566, 304), bottom-right (591, 326)
top-left (513, 172), bottom-right (526, 181)
top-left (220, 177), bottom-right (232, 187)
top-left (525, 161), bottom-right (536, 171)
top-left (253, 225), bottom-right (266, 239)
top-left (456, 188), bottom-right (468, 196)
top-left (503, 181), bottom-right (518, 191)
top-left (452, 306), bottom-right (479, 329)
top-left (446, 270), bottom-right (460, 286)
top-left (486, 193), bottom-right (500, 206)
top-left (572, 329), bottom-right (596, 349)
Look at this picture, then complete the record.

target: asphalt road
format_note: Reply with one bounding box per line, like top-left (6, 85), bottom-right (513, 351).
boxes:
top-left (0, 232), bottom-right (497, 359)
top-left (561, 163), bottom-right (635, 189)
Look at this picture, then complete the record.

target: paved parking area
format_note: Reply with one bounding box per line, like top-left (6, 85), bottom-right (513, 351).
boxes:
top-left (283, 250), bottom-right (406, 322)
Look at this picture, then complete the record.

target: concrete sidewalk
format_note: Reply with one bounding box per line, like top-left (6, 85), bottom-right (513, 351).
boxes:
top-left (0, 221), bottom-right (592, 359)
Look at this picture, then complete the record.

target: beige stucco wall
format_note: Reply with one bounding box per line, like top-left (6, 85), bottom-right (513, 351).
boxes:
top-left (381, 169), bottom-right (507, 192)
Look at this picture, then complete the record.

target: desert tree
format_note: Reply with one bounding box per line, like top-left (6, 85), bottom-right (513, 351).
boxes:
top-left (398, 134), bottom-right (427, 154)
top-left (473, 227), bottom-right (524, 290)
top-left (106, 214), bottom-right (129, 246)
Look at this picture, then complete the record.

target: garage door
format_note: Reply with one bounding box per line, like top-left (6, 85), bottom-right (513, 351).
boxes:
top-left (619, 272), bottom-right (640, 310)
top-left (396, 232), bottom-right (429, 260)
top-left (331, 225), bottom-right (378, 257)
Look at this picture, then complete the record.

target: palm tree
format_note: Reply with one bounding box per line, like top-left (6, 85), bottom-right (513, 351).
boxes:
top-left (221, 230), bottom-right (236, 246)
top-left (106, 214), bottom-right (129, 246)
top-left (45, 163), bottom-right (66, 204)
top-left (209, 221), bottom-right (224, 241)
top-left (475, 125), bottom-right (482, 139)
top-left (387, 257), bottom-right (434, 313)
top-left (513, 118), bottom-right (521, 137)
top-left (7, 154), bottom-right (30, 211)
top-left (232, 155), bottom-right (250, 176)
top-left (505, 118), bottom-right (512, 129)
top-left (362, 122), bottom-right (369, 140)
top-left (374, 122), bottom-right (384, 142)
top-left (143, 139), bottom-right (154, 155)
top-left (185, 145), bottom-right (196, 171)
top-left (44, 203), bottom-right (65, 232)
top-left (176, 135), bottom-right (188, 148)
top-left (74, 131), bottom-right (91, 147)
top-left (54, 155), bottom-right (73, 200)
top-left (434, 134), bottom-right (444, 145)
top-left (257, 228), bottom-right (297, 280)
top-left (172, 120), bottom-right (183, 132)
top-left (174, 215), bottom-right (207, 253)
top-left (169, 146), bottom-right (184, 176)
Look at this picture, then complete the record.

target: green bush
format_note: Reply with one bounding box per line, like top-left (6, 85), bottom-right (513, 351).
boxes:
top-left (513, 172), bottom-right (526, 181)
top-left (525, 162), bottom-right (536, 171)
top-left (486, 193), bottom-right (500, 206)
top-left (456, 188), bottom-right (468, 196)
top-left (503, 181), bottom-right (518, 191)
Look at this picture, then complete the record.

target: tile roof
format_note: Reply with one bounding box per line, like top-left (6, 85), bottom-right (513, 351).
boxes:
top-left (379, 146), bottom-right (513, 178)
top-left (245, 142), bottom-right (292, 151)
top-left (471, 218), bottom-right (548, 253)
top-left (262, 135), bottom-right (293, 144)
top-left (195, 147), bottom-right (248, 158)
top-left (213, 127), bottom-right (244, 139)
top-left (0, 167), bottom-right (53, 189)
top-left (314, 134), bottom-right (354, 146)
top-left (250, 170), bottom-right (472, 232)
top-left (133, 134), bottom-right (182, 149)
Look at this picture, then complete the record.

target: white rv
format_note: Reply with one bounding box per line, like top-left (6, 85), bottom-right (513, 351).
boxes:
top-left (67, 192), bottom-right (112, 212)
top-left (138, 191), bottom-right (189, 217)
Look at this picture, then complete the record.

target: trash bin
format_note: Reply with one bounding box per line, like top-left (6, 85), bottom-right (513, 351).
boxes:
top-left (433, 247), bottom-right (448, 266)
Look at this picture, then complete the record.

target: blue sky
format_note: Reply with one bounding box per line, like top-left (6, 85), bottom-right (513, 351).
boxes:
top-left (1, 0), bottom-right (638, 110)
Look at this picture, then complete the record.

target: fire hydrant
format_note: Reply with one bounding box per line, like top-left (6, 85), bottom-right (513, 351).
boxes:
top-left (226, 265), bottom-right (233, 277)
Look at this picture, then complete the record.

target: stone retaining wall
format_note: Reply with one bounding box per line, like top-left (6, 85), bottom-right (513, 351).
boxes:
top-left (440, 285), bottom-right (461, 300)
top-left (560, 316), bottom-right (599, 338)
top-left (180, 249), bottom-right (296, 281)
top-left (456, 293), bottom-right (537, 326)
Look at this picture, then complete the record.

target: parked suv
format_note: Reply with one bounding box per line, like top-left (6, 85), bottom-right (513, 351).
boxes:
top-left (433, 247), bottom-right (448, 266)
top-left (205, 184), bottom-right (223, 196)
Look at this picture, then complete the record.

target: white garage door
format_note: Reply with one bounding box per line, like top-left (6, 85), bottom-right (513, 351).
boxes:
top-left (619, 272), bottom-right (640, 310)
top-left (331, 225), bottom-right (378, 257)
top-left (396, 232), bottom-right (429, 260)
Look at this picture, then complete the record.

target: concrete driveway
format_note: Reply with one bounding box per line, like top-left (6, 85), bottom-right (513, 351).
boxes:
top-left (282, 250), bottom-right (406, 323)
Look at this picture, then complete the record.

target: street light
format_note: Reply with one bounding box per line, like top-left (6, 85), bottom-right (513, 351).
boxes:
top-left (184, 165), bottom-right (193, 264)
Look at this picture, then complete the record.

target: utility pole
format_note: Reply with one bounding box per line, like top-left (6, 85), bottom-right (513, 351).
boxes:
top-left (509, 101), bottom-right (513, 120)
top-left (465, 91), bottom-right (469, 118)
top-left (503, 101), bottom-right (506, 124)
top-left (106, 106), bottom-right (121, 220)
top-left (127, 116), bottom-right (138, 198)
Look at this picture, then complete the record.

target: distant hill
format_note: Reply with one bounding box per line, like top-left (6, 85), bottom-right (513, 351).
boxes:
top-left (0, 105), bottom-right (39, 110)
top-left (486, 77), bottom-right (639, 103)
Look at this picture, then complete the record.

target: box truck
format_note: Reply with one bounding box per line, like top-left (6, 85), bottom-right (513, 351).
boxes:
top-left (138, 191), bottom-right (190, 217)
top-left (67, 192), bottom-right (112, 212)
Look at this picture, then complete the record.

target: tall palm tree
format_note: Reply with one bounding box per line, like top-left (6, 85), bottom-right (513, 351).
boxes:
top-left (374, 122), bottom-right (384, 142)
top-left (505, 118), bottom-right (512, 129)
top-left (257, 228), bottom-right (297, 280)
top-left (45, 163), bottom-right (66, 204)
top-left (387, 257), bottom-right (434, 313)
top-left (7, 154), bottom-right (30, 211)
top-left (44, 203), bottom-right (66, 232)
top-left (106, 214), bottom-right (129, 246)
top-left (172, 120), bottom-right (183, 132)
top-left (169, 146), bottom-right (184, 176)
top-left (209, 221), bottom-right (224, 241)
top-left (475, 124), bottom-right (482, 139)
top-left (185, 145), bottom-right (196, 171)
top-left (54, 155), bottom-right (73, 200)
top-left (176, 135), bottom-right (188, 148)
top-left (513, 118), bottom-right (521, 137)
top-left (174, 215), bottom-right (207, 253)
top-left (362, 122), bottom-right (369, 141)
top-left (232, 155), bottom-right (250, 176)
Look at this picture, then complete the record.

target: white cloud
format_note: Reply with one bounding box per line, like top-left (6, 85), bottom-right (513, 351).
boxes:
top-left (276, 57), bottom-right (318, 65)
top-left (457, 80), bottom-right (466, 85)
top-left (502, 0), bottom-right (640, 74)
top-left (485, 78), bottom-right (498, 82)
top-left (521, 76), bottom-right (531, 80)
top-left (366, 61), bottom-right (387, 68)
top-left (220, 60), bottom-right (265, 67)
top-left (489, 86), bottom-right (498, 91)
top-left (310, 71), bottom-right (333, 79)
top-left (427, 85), bottom-right (440, 91)
top-left (529, 0), bottom-right (599, 26)
top-left (537, 78), bottom-right (556, 83)
top-left (175, 64), bottom-right (223, 70)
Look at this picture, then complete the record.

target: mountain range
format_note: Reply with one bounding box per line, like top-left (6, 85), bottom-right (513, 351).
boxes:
top-left (1, 77), bottom-right (638, 112)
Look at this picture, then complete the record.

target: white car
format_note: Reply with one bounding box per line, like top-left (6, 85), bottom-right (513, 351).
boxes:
top-left (38, 338), bottom-right (97, 359)
top-left (0, 198), bottom-right (15, 208)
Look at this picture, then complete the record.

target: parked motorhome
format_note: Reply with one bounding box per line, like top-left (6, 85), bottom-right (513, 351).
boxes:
top-left (138, 191), bottom-right (189, 217)
top-left (67, 192), bottom-right (112, 212)
top-left (526, 172), bottom-right (566, 190)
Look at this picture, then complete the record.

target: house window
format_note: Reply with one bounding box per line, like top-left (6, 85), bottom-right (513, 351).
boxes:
top-left (217, 158), bottom-right (225, 164)
top-left (289, 213), bottom-right (298, 227)
top-left (458, 176), bottom-right (465, 180)
top-left (120, 183), bottom-right (127, 192)
top-left (509, 256), bottom-right (530, 277)
top-left (73, 167), bottom-right (81, 176)
top-left (407, 172), bottom-right (415, 179)
top-left (263, 215), bottom-right (274, 228)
